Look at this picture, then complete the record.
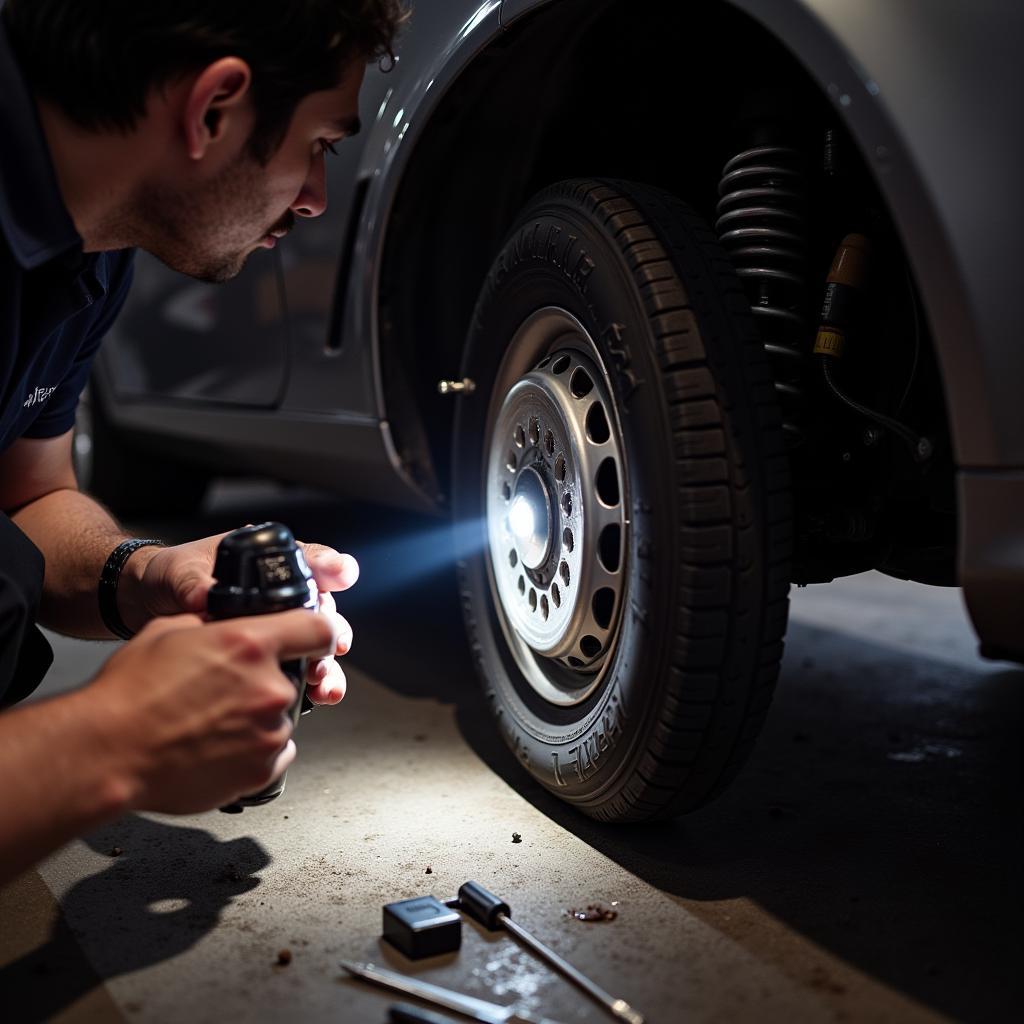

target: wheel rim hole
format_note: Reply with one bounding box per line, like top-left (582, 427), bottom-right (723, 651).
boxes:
top-left (596, 457), bottom-right (620, 507)
top-left (561, 492), bottom-right (572, 517)
top-left (544, 430), bottom-right (555, 456)
top-left (592, 588), bottom-right (615, 630)
top-left (551, 583), bottom-right (561, 608)
top-left (552, 354), bottom-right (571, 374)
top-left (598, 523), bottom-right (620, 572)
top-left (506, 450), bottom-right (518, 472)
top-left (509, 549), bottom-right (518, 568)
top-left (559, 560), bottom-right (570, 586)
top-left (540, 595), bottom-right (549, 620)
top-left (570, 368), bottom-right (594, 398)
top-left (537, 356), bottom-right (552, 369)
top-left (586, 402), bottom-right (610, 444)
top-left (514, 425), bottom-right (526, 447)
top-left (517, 575), bottom-right (525, 595)
top-left (528, 589), bottom-right (537, 612)
top-left (554, 454), bottom-right (566, 482)
top-left (580, 635), bottom-right (602, 658)
top-left (562, 527), bottom-right (574, 553)
top-left (528, 417), bottom-right (540, 446)
top-left (501, 481), bottom-right (511, 502)
top-left (567, 656), bottom-right (584, 668)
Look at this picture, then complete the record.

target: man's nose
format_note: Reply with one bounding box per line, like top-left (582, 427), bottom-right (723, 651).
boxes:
top-left (291, 157), bottom-right (327, 218)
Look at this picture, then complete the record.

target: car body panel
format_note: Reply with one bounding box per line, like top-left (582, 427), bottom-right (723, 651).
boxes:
top-left (102, 248), bottom-right (288, 407)
top-left (92, 0), bottom-right (1024, 652)
top-left (502, 0), bottom-right (1021, 470)
top-left (279, 0), bottom-right (502, 418)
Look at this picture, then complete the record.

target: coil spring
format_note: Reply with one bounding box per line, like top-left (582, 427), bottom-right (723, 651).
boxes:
top-left (715, 145), bottom-right (808, 443)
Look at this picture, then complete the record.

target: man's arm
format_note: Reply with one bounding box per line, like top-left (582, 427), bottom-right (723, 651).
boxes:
top-left (0, 683), bottom-right (135, 883)
top-left (0, 427), bottom-right (358, 699)
top-left (0, 430), bottom-right (154, 638)
top-left (0, 609), bottom-right (336, 887)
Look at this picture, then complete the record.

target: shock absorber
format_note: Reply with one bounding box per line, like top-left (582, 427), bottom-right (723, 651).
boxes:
top-left (814, 234), bottom-right (932, 461)
top-left (715, 145), bottom-right (808, 444)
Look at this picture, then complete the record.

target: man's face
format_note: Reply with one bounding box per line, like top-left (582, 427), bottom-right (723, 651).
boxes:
top-left (140, 62), bottom-right (365, 283)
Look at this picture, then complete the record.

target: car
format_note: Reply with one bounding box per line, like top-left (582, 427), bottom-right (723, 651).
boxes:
top-left (79, 0), bottom-right (1023, 822)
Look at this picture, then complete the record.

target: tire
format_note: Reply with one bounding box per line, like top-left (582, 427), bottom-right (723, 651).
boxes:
top-left (452, 179), bottom-right (793, 822)
top-left (74, 384), bottom-right (209, 519)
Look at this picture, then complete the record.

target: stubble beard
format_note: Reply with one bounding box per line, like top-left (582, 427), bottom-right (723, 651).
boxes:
top-left (135, 149), bottom-right (275, 284)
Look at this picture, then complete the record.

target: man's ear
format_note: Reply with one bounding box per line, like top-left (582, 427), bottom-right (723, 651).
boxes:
top-left (183, 57), bottom-right (253, 161)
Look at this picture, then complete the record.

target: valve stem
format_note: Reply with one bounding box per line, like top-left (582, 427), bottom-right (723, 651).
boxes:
top-left (437, 378), bottom-right (476, 396)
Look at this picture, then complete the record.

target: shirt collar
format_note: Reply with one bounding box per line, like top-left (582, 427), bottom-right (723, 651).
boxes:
top-left (0, 16), bottom-right (82, 271)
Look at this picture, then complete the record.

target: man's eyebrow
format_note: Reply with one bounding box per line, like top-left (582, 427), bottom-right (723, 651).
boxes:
top-left (331, 115), bottom-right (361, 137)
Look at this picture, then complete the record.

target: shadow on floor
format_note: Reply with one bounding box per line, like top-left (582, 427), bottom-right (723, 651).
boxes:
top-left (0, 817), bottom-right (271, 1023)
top-left (135, 490), bottom-right (1023, 1022)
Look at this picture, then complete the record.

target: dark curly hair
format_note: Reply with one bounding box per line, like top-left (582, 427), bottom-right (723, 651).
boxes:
top-left (3, 0), bottom-right (408, 162)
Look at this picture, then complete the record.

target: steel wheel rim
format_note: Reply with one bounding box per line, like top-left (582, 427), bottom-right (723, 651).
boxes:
top-left (484, 307), bottom-right (629, 707)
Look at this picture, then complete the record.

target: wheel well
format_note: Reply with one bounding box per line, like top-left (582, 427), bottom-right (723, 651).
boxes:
top-left (380, 0), bottom-right (819, 495)
top-left (379, 0), bottom-right (954, 588)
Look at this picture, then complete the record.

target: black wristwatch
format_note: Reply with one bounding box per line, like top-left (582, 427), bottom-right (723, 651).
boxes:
top-left (98, 539), bottom-right (165, 640)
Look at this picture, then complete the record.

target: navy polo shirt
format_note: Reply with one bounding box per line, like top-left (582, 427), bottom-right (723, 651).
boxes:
top-left (0, 17), bottom-right (134, 456)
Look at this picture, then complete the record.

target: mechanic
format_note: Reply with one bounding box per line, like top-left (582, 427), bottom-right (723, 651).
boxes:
top-left (0, 0), bottom-right (406, 887)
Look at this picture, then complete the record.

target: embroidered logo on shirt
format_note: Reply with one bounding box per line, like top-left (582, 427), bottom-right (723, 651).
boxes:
top-left (24, 385), bottom-right (57, 409)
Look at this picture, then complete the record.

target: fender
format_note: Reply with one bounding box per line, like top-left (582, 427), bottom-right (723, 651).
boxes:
top-left (333, 1), bottom-right (504, 423)
top-left (431, 0), bottom-right (1023, 471)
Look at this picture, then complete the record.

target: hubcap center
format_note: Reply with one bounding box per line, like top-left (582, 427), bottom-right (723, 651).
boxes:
top-left (510, 466), bottom-right (552, 570)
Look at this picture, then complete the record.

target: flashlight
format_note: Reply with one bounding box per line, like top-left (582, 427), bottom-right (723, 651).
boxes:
top-left (207, 522), bottom-right (318, 811)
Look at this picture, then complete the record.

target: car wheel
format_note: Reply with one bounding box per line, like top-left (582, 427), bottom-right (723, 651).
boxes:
top-left (452, 179), bottom-right (793, 821)
top-left (74, 384), bottom-right (209, 519)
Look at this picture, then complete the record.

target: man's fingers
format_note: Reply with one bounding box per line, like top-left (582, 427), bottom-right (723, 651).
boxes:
top-left (212, 608), bottom-right (337, 661)
top-left (135, 613), bottom-right (204, 639)
top-left (313, 595), bottom-right (352, 656)
top-left (337, 614), bottom-right (352, 655)
top-left (326, 611), bottom-right (352, 655)
top-left (300, 544), bottom-right (360, 592)
top-left (179, 574), bottom-right (216, 614)
top-left (306, 659), bottom-right (347, 704)
top-left (263, 738), bottom-right (297, 788)
top-left (273, 608), bottom-right (337, 660)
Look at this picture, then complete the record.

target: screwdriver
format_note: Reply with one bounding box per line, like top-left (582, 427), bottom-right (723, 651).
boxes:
top-left (341, 961), bottom-right (565, 1024)
top-left (451, 881), bottom-right (644, 1024)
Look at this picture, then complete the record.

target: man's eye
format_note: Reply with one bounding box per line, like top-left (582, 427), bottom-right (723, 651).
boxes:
top-left (319, 139), bottom-right (340, 156)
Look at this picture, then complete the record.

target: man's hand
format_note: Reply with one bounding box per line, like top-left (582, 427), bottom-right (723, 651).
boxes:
top-left (119, 532), bottom-right (359, 706)
top-left (91, 609), bottom-right (339, 814)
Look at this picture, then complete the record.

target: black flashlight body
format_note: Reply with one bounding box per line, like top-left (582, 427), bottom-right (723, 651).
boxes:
top-left (207, 522), bottom-right (318, 811)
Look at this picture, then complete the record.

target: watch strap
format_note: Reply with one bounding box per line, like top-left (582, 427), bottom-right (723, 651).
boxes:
top-left (98, 539), bottom-right (165, 640)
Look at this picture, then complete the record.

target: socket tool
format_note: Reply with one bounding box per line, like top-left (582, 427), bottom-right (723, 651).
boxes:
top-left (207, 522), bottom-right (319, 811)
top-left (389, 1003), bottom-right (462, 1024)
top-left (383, 896), bottom-right (462, 959)
top-left (341, 961), bottom-right (566, 1024)
top-left (454, 881), bottom-right (644, 1024)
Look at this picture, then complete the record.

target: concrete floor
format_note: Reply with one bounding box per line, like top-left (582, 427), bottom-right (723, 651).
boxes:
top-left (0, 483), bottom-right (1020, 1023)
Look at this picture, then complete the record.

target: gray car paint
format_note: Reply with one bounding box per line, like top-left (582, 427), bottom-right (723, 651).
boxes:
top-left (283, 0), bottom-right (503, 419)
top-left (95, 0), bottom-right (1024, 650)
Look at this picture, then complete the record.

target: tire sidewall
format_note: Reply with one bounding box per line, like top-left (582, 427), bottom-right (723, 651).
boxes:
top-left (454, 193), bottom-right (679, 805)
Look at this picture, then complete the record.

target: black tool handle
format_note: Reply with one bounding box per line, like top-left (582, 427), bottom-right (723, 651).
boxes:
top-left (388, 1003), bottom-right (460, 1024)
top-left (457, 880), bottom-right (511, 931)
